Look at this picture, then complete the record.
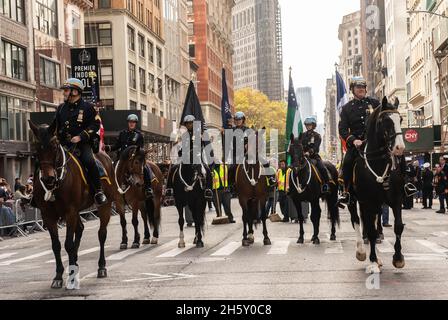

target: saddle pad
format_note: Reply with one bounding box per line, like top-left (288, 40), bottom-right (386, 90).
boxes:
top-left (68, 152), bottom-right (112, 186)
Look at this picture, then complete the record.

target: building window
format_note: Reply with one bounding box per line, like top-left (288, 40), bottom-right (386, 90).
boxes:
top-left (0, 0), bottom-right (25, 24)
top-left (1, 39), bottom-right (27, 81)
top-left (148, 73), bottom-right (155, 93)
top-left (156, 47), bottom-right (162, 68)
top-left (148, 41), bottom-right (154, 63)
top-left (138, 34), bottom-right (145, 57)
top-left (99, 60), bottom-right (113, 86)
top-left (157, 78), bottom-right (163, 100)
top-left (127, 26), bottom-right (135, 51)
top-left (128, 62), bottom-right (136, 89)
top-left (35, 0), bottom-right (58, 37)
top-left (130, 100), bottom-right (137, 110)
top-left (39, 57), bottom-right (60, 88)
top-left (0, 95), bottom-right (30, 142)
top-left (98, 0), bottom-right (111, 8)
top-left (72, 11), bottom-right (80, 47)
top-left (139, 68), bottom-right (146, 93)
top-left (85, 23), bottom-right (112, 46)
top-left (101, 99), bottom-right (114, 110)
top-left (140, 104), bottom-right (147, 111)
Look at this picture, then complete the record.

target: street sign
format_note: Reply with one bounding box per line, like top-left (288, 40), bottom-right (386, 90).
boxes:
top-left (403, 128), bottom-right (435, 152)
top-left (70, 48), bottom-right (100, 104)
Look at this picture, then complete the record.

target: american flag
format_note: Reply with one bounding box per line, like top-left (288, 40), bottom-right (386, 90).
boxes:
top-left (89, 71), bottom-right (105, 150)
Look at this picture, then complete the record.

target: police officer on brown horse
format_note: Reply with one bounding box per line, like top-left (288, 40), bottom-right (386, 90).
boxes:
top-left (52, 78), bottom-right (107, 206)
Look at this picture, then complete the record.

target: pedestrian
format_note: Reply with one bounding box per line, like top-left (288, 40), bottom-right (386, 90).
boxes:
top-left (413, 161), bottom-right (422, 204)
top-left (14, 178), bottom-right (22, 192)
top-left (434, 164), bottom-right (447, 214)
top-left (26, 174), bottom-right (33, 185)
top-left (381, 204), bottom-right (392, 228)
top-left (403, 157), bottom-right (416, 210)
top-left (211, 163), bottom-right (235, 223)
top-left (276, 160), bottom-right (290, 222)
top-left (439, 156), bottom-right (448, 210)
top-left (421, 163), bottom-right (434, 209)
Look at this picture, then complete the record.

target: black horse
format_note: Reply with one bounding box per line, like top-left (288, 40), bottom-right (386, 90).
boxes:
top-left (288, 135), bottom-right (340, 245)
top-left (350, 97), bottom-right (406, 274)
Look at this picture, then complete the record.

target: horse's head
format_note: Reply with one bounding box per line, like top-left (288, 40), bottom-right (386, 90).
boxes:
top-left (120, 146), bottom-right (146, 187)
top-left (29, 120), bottom-right (59, 189)
top-left (288, 133), bottom-right (305, 169)
top-left (367, 97), bottom-right (405, 156)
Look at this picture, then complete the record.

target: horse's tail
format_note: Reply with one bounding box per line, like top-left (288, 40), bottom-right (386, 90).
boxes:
top-left (324, 162), bottom-right (341, 227)
top-left (147, 163), bottom-right (163, 232)
top-left (146, 199), bottom-right (161, 231)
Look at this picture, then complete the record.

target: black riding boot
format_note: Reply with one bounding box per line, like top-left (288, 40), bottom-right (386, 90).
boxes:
top-left (79, 143), bottom-right (107, 206)
top-left (339, 148), bottom-right (356, 205)
top-left (315, 158), bottom-right (330, 194)
top-left (143, 165), bottom-right (153, 199)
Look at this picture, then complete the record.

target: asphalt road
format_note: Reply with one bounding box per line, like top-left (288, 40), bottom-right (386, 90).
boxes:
top-left (1, 200), bottom-right (448, 300)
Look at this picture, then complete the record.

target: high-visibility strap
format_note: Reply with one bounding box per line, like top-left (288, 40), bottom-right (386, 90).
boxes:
top-left (311, 164), bottom-right (323, 185)
top-left (68, 152), bottom-right (88, 185)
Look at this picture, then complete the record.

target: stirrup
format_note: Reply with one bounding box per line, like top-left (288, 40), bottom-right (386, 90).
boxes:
top-left (94, 191), bottom-right (107, 206)
top-left (165, 188), bottom-right (174, 198)
top-left (145, 187), bottom-right (153, 199)
top-left (337, 192), bottom-right (351, 208)
top-left (321, 184), bottom-right (330, 194)
top-left (404, 183), bottom-right (418, 197)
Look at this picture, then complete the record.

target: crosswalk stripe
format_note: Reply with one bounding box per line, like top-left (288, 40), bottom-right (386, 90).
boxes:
top-left (416, 240), bottom-right (448, 254)
top-left (324, 239), bottom-right (343, 254)
top-left (211, 242), bottom-right (240, 257)
top-left (268, 241), bottom-right (290, 255)
top-left (45, 246), bottom-right (111, 264)
top-left (157, 244), bottom-right (195, 258)
top-left (107, 245), bottom-right (154, 261)
top-left (377, 239), bottom-right (395, 253)
top-left (413, 220), bottom-right (448, 226)
top-left (405, 253), bottom-right (447, 261)
top-left (0, 250), bottom-right (53, 266)
top-left (0, 252), bottom-right (17, 260)
top-left (432, 231), bottom-right (448, 238)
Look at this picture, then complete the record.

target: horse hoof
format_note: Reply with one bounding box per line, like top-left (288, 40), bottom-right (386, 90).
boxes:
top-left (120, 243), bottom-right (128, 250)
top-left (193, 237), bottom-right (197, 245)
top-left (297, 237), bottom-right (304, 244)
top-left (131, 243), bottom-right (140, 249)
top-left (363, 239), bottom-right (369, 245)
top-left (150, 237), bottom-right (158, 245)
top-left (393, 256), bottom-right (406, 269)
top-left (178, 242), bottom-right (186, 249)
top-left (312, 237), bottom-right (320, 245)
top-left (330, 234), bottom-right (337, 241)
top-left (248, 234), bottom-right (254, 244)
top-left (377, 259), bottom-right (384, 268)
top-left (356, 251), bottom-right (367, 262)
top-left (196, 241), bottom-right (204, 248)
top-left (242, 240), bottom-right (251, 247)
top-left (51, 280), bottom-right (63, 289)
top-left (97, 269), bottom-right (108, 279)
top-left (264, 238), bottom-right (272, 246)
top-left (142, 239), bottom-right (151, 245)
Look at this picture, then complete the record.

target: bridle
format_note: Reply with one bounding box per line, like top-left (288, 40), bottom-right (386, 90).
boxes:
top-left (115, 148), bottom-right (145, 195)
top-left (289, 141), bottom-right (312, 193)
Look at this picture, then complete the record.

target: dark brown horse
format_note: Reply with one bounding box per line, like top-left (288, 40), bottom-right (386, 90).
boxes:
top-left (114, 145), bottom-right (163, 249)
top-left (29, 121), bottom-right (123, 290)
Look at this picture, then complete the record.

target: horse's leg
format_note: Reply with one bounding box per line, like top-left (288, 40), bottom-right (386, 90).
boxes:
top-left (141, 202), bottom-right (151, 245)
top-left (97, 203), bottom-right (112, 278)
top-left (151, 197), bottom-right (161, 244)
top-left (311, 200), bottom-right (322, 245)
top-left (242, 205), bottom-right (250, 247)
top-left (117, 199), bottom-right (128, 250)
top-left (193, 201), bottom-right (205, 248)
top-left (65, 212), bottom-right (80, 290)
top-left (293, 198), bottom-right (305, 244)
top-left (73, 217), bottom-right (85, 264)
top-left (131, 204), bottom-right (140, 249)
top-left (392, 203), bottom-right (405, 269)
top-left (377, 210), bottom-right (384, 242)
top-left (261, 199), bottom-right (271, 245)
top-left (350, 200), bottom-right (366, 261)
top-left (177, 203), bottom-right (186, 248)
top-left (364, 205), bottom-right (382, 274)
top-left (47, 218), bottom-right (64, 289)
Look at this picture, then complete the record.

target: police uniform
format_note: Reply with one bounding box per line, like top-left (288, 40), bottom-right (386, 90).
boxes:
top-left (338, 97), bottom-right (381, 191)
top-left (53, 98), bottom-right (103, 194)
top-left (301, 130), bottom-right (330, 186)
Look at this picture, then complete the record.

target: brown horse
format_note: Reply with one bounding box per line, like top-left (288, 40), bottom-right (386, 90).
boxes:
top-left (29, 120), bottom-right (123, 290)
top-left (114, 145), bottom-right (163, 249)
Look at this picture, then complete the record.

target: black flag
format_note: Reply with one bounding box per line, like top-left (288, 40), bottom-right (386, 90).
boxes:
top-left (180, 81), bottom-right (205, 128)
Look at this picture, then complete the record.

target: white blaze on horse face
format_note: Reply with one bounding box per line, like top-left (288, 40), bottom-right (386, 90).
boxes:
top-left (390, 113), bottom-right (405, 156)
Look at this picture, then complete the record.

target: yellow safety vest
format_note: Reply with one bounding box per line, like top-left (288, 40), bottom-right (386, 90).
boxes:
top-left (213, 165), bottom-right (229, 190)
top-left (277, 169), bottom-right (288, 191)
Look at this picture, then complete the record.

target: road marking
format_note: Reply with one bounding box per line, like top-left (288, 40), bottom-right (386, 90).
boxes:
top-left (157, 244), bottom-right (195, 258)
top-left (123, 273), bottom-right (197, 283)
top-left (413, 220), bottom-right (448, 226)
top-left (268, 241), bottom-right (290, 255)
top-left (0, 252), bottom-right (17, 260)
top-left (405, 253), bottom-right (447, 261)
top-left (107, 245), bottom-right (154, 261)
top-left (0, 250), bottom-right (53, 266)
top-left (377, 239), bottom-right (395, 253)
top-left (416, 240), bottom-right (448, 254)
top-left (211, 242), bottom-right (240, 257)
top-left (432, 231), bottom-right (448, 238)
top-left (45, 246), bottom-right (111, 264)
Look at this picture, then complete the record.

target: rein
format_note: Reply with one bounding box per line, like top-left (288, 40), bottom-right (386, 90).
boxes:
top-left (242, 161), bottom-right (262, 187)
top-left (289, 157), bottom-right (312, 194)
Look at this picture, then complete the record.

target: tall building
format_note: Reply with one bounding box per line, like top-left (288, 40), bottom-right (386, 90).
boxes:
top-left (164, 0), bottom-right (190, 124)
top-left (296, 87), bottom-right (314, 120)
top-left (187, 0), bottom-right (235, 128)
top-left (232, 0), bottom-right (284, 101)
top-left (0, 0), bottom-right (35, 183)
top-left (85, 0), bottom-right (173, 161)
top-left (338, 11), bottom-right (362, 90)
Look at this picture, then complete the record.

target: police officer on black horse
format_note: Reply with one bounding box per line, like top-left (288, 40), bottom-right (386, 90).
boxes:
top-left (52, 78), bottom-right (107, 206)
top-left (104, 114), bottom-right (154, 198)
top-left (338, 76), bottom-right (416, 204)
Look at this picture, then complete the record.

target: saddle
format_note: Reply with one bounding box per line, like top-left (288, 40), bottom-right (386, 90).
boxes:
top-left (68, 152), bottom-right (112, 186)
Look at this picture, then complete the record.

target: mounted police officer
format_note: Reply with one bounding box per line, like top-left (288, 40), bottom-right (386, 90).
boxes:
top-left (302, 116), bottom-right (330, 194)
top-left (165, 115), bottom-right (213, 200)
top-left (104, 114), bottom-right (153, 198)
top-left (52, 78), bottom-right (107, 206)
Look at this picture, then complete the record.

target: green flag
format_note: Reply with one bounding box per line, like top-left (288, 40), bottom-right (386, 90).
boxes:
top-left (285, 69), bottom-right (303, 165)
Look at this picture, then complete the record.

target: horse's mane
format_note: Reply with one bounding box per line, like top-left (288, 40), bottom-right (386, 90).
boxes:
top-left (120, 145), bottom-right (145, 162)
top-left (366, 105), bottom-right (382, 143)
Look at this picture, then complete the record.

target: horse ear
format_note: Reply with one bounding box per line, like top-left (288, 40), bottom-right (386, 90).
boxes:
top-left (28, 120), bottom-right (39, 139)
top-left (394, 98), bottom-right (400, 109)
top-left (290, 133), bottom-right (295, 143)
top-left (382, 96), bottom-right (388, 108)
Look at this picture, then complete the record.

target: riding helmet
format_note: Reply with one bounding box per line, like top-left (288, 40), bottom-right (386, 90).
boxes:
top-left (183, 115), bottom-right (196, 123)
top-left (127, 114), bottom-right (139, 122)
top-left (61, 78), bottom-right (85, 92)
top-left (234, 111), bottom-right (246, 120)
top-left (349, 76), bottom-right (367, 91)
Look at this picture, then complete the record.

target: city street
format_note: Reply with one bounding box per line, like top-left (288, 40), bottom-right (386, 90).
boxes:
top-left (1, 201), bottom-right (448, 300)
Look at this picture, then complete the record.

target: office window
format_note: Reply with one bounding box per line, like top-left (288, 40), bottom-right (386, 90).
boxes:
top-left (0, 0), bottom-right (25, 24)
top-left (157, 78), bottom-right (163, 100)
top-left (72, 11), bottom-right (80, 46)
top-left (0, 95), bottom-right (30, 141)
top-left (139, 68), bottom-right (146, 93)
top-left (35, 0), bottom-right (58, 37)
top-left (148, 41), bottom-right (154, 63)
top-left (138, 34), bottom-right (145, 57)
top-left (39, 57), bottom-right (60, 88)
top-left (156, 47), bottom-right (162, 68)
top-left (1, 39), bottom-right (26, 81)
top-left (148, 73), bottom-right (155, 93)
top-left (130, 100), bottom-right (137, 110)
top-left (85, 23), bottom-right (112, 46)
top-left (128, 62), bottom-right (136, 89)
top-left (140, 104), bottom-right (147, 111)
top-left (99, 60), bottom-right (113, 86)
top-left (127, 26), bottom-right (135, 51)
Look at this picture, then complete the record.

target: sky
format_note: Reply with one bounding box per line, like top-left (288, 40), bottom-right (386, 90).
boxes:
top-left (280, 0), bottom-right (360, 124)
